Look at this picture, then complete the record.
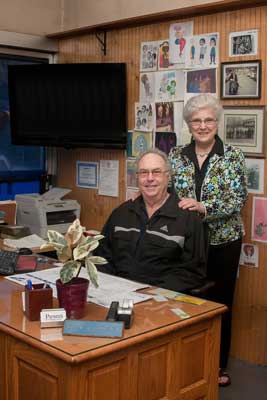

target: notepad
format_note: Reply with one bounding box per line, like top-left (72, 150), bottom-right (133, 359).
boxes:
top-left (63, 320), bottom-right (124, 338)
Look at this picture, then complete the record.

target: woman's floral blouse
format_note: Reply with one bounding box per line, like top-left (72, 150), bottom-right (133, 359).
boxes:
top-left (169, 144), bottom-right (248, 246)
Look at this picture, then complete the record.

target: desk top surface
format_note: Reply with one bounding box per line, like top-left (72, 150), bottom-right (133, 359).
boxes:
top-left (0, 267), bottom-right (226, 364)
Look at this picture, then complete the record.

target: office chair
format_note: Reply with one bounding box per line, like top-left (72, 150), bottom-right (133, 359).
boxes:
top-left (189, 279), bottom-right (215, 298)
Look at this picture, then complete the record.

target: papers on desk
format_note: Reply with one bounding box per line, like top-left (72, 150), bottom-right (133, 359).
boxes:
top-left (3, 234), bottom-right (47, 249)
top-left (6, 266), bottom-right (152, 308)
top-left (41, 187), bottom-right (71, 201)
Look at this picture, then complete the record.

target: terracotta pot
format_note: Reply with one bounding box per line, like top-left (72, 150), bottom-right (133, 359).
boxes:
top-left (56, 277), bottom-right (89, 319)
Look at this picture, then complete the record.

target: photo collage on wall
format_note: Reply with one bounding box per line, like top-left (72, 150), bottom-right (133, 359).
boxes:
top-left (126, 22), bottom-right (263, 227)
top-left (127, 21), bottom-right (221, 198)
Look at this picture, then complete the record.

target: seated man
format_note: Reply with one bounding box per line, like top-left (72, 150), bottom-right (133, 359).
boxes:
top-left (96, 148), bottom-right (206, 292)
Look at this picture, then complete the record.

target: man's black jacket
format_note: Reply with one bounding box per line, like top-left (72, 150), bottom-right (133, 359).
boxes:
top-left (96, 191), bottom-right (207, 292)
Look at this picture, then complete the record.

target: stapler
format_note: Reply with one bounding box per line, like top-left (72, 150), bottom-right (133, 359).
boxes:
top-left (117, 299), bottom-right (134, 329)
top-left (106, 298), bottom-right (134, 329)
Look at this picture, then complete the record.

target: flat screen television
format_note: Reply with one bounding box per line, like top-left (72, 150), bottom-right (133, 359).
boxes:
top-left (8, 63), bottom-right (127, 149)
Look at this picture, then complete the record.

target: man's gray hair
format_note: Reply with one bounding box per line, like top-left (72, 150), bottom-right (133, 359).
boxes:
top-left (183, 93), bottom-right (223, 124)
top-left (136, 148), bottom-right (171, 172)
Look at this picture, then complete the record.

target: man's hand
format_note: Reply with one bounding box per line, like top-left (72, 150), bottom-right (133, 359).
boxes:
top-left (178, 198), bottom-right (206, 214)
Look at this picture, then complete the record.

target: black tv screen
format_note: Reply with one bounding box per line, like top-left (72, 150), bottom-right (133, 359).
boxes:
top-left (8, 63), bottom-right (127, 149)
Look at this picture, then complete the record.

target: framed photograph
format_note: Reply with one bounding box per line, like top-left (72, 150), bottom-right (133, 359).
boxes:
top-left (229, 30), bottom-right (258, 57)
top-left (219, 106), bottom-right (265, 157)
top-left (245, 158), bottom-right (264, 194)
top-left (221, 60), bottom-right (261, 99)
top-left (76, 161), bottom-right (98, 189)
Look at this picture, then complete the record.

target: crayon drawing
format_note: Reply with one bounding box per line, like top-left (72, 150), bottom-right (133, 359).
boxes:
top-left (132, 131), bottom-right (152, 157)
top-left (155, 70), bottom-right (184, 102)
top-left (252, 197), bottom-right (267, 242)
top-left (158, 39), bottom-right (174, 70)
top-left (169, 21), bottom-right (193, 64)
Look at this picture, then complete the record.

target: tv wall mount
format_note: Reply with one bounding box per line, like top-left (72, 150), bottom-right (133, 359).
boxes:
top-left (95, 31), bottom-right (107, 56)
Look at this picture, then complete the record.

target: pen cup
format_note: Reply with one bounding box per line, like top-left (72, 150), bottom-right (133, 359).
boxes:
top-left (25, 283), bottom-right (53, 321)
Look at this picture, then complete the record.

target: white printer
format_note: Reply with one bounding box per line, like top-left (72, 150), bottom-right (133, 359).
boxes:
top-left (15, 188), bottom-right (80, 238)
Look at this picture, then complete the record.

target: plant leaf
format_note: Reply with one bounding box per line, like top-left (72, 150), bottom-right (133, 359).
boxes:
top-left (88, 256), bottom-right (108, 265)
top-left (80, 235), bottom-right (104, 246)
top-left (87, 240), bottom-right (100, 252)
top-left (73, 238), bottom-right (101, 260)
top-left (85, 258), bottom-right (99, 288)
top-left (60, 260), bottom-right (80, 284)
top-left (73, 244), bottom-right (90, 260)
top-left (56, 245), bottom-right (72, 263)
top-left (47, 230), bottom-right (67, 246)
top-left (65, 219), bottom-right (84, 246)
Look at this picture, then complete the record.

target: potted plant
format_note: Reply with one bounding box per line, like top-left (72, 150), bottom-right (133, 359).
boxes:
top-left (41, 219), bottom-right (107, 319)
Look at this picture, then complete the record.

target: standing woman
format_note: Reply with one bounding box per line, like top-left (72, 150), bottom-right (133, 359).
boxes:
top-left (169, 94), bottom-right (248, 386)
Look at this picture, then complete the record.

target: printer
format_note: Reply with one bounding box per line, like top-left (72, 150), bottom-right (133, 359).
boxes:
top-left (15, 188), bottom-right (80, 238)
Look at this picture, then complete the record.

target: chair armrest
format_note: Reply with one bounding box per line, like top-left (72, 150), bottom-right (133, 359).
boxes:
top-left (189, 280), bottom-right (215, 297)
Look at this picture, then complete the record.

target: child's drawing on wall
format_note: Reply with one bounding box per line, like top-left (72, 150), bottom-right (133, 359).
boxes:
top-left (139, 72), bottom-right (155, 103)
top-left (184, 33), bottom-right (219, 69)
top-left (169, 21), bottom-right (193, 64)
top-left (140, 41), bottom-right (158, 72)
top-left (155, 70), bottom-right (184, 102)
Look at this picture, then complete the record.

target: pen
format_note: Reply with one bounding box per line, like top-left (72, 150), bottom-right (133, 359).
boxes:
top-left (43, 283), bottom-right (50, 289)
top-left (27, 280), bottom-right (33, 290)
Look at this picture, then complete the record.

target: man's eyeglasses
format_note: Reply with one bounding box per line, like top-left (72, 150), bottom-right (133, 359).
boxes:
top-left (136, 169), bottom-right (169, 178)
top-left (189, 118), bottom-right (217, 128)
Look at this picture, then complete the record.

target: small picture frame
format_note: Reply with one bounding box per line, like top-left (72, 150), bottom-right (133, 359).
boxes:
top-left (221, 60), bottom-right (261, 99)
top-left (219, 106), bottom-right (265, 157)
top-left (229, 30), bottom-right (258, 57)
top-left (245, 158), bottom-right (264, 194)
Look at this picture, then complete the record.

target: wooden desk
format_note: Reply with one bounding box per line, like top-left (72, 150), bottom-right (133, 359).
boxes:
top-left (0, 238), bottom-right (54, 254)
top-left (0, 273), bottom-right (226, 400)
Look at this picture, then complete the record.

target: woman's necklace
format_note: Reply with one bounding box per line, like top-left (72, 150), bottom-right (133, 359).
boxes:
top-left (196, 152), bottom-right (209, 158)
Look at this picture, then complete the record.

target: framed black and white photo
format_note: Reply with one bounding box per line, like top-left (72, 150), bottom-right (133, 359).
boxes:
top-left (229, 29), bottom-right (258, 57)
top-left (221, 60), bottom-right (261, 99)
top-left (219, 106), bottom-right (265, 157)
top-left (245, 158), bottom-right (264, 194)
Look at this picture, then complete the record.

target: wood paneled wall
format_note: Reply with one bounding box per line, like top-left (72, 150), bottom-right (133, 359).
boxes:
top-left (56, 5), bottom-right (267, 364)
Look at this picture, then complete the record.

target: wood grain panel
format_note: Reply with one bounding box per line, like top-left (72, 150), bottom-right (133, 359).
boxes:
top-left (88, 361), bottom-right (124, 400)
top-left (56, 5), bottom-right (267, 364)
top-left (180, 330), bottom-right (206, 387)
top-left (137, 345), bottom-right (168, 400)
top-left (17, 360), bottom-right (58, 400)
top-left (0, 332), bottom-right (7, 400)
